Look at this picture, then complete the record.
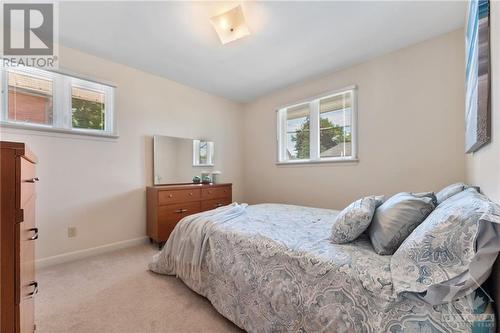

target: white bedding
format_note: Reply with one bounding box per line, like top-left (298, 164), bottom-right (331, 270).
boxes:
top-left (149, 202), bottom-right (247, 281)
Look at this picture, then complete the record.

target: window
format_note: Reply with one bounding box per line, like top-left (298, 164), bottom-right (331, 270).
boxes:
top-left (7, 71), bottom-right (54, 125)
top-left (277, 87), bottom-right (357, 163)
top-left (1, 66), bottom-right (116, 136)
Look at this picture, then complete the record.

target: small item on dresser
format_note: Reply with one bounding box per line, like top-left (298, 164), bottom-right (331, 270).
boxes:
top-left (192, 176), bottom-right (201, 184)
top-left (201, 170), bottom-right (211, 183)
top-left (211, 171), bottom-right (221, 184)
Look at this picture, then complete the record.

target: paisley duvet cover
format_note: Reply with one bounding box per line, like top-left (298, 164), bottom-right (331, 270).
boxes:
top-left (151, 204), bottom-right (495, 333)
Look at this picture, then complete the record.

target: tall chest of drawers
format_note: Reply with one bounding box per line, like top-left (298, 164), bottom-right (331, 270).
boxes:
top-left (146, 183), bottom-right (232, 247)
top-left (0, 142), bottom-right (38, 333)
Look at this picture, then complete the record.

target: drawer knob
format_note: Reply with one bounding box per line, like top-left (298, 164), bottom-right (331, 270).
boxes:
top-left (169, 194), bottom-right (173, 198)
top-left (175, 208), bottom-right (188, 213)
top-left (25, 177), bottom-right (39, 183)
top-left (189, 192), bottom-right (193, 196)
top-left (28, 281), bottom-right (38, 297)
top-left (28, 227), bottom-right (39, 240)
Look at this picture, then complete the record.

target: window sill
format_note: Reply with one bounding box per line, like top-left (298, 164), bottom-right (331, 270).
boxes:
top-left (0, 121), bottom-right (119, 139)
top-left (276, 157), bottom-right (359, 166)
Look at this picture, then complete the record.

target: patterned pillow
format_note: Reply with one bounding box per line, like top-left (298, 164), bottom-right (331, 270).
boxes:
top-left (436, 182), bottom-right (469, 205)
top-left (391, 189), bottom-right (500, 304)
top-left (368, 192), bottom-right (436, 255)
top-left (330, 196), bottom-right (384, 244)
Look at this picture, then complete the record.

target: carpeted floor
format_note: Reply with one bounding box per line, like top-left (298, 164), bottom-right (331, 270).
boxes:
top-left (35, 244), bottom-right (243, 333)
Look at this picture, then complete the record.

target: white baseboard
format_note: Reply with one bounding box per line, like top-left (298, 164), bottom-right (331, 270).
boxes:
top-left (35, 236), bottom-right (149, 269)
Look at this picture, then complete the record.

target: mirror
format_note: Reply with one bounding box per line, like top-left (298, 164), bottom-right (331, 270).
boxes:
top-left (153, 135), bottom-right (215, 185)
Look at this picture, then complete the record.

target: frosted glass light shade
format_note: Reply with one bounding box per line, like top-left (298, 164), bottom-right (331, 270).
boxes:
top-left (210, 5), bottom-right (250, 44)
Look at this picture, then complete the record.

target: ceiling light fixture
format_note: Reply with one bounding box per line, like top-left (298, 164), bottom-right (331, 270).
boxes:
top-left (210, 5), bottom-right (250, 45)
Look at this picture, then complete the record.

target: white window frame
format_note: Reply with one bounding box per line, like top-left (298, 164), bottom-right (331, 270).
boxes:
top-left (276, 86), bottom-right (358, 165)
top-left (0, 66), bottom-right (117, 138)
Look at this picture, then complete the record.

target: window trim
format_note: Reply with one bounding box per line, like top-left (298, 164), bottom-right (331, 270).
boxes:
top-left (0, 66), bottom-right (117, 138)
top-left (276, 85), bottom-right (358, 165)
top-left (70, 77), bottom-right (115, 134)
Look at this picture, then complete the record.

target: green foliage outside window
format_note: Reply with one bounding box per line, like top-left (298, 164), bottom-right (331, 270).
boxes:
top-left (72, 98), bottom-right (105, 130)
top-left (292, 118), bottom-right (351, 159)
top-left (291, 118), bottom-right (310, 159)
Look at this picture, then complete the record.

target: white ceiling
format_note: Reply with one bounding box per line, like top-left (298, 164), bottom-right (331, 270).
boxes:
top-left (59, 1), bottom-right (466, 103)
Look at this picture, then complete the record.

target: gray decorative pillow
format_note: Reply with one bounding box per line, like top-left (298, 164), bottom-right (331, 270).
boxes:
top-left (391, 189), bottom-right (500, 305)
top-left (368, 192), bottom-right (436, 255)
top-left (436, 182), bottom-right (470, 205)
top-left (330, 196), bottom-right (384, 244)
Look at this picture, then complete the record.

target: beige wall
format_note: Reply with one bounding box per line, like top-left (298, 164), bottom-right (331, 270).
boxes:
top-left (0, 29), bottom-right (470, 261)
top-left (242, 30), bottom-right (466, 210)
top-left (466, 1), bottom-right (500, 204)
top-left (0, 46), bottom-right (244, 260)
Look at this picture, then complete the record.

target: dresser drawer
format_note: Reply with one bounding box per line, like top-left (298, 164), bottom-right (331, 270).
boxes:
top-left (157, 202), bottom-right (201, 240)
top-left (20, 158), bottom-right (37, 209)
top-left (147, 183), bottom-right (233, 244)
top-left (158, 202), bottom-right (202, 223)
top-left (201, 198), bottom-right (232, 211)
top-left (201, 186), bottom-right (231, 200)
top-left (17, 196), bottom-right (36, 301)
top-left (158, 189), bottom-right (201, 205)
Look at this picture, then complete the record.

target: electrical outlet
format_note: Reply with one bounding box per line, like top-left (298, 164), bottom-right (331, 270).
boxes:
top-left (68, 226), bottom-right (77, 238)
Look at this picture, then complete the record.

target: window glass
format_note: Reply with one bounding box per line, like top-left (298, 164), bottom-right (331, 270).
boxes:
top-left (286, 104), bottom-right (310, 160)
top-left (319, 92), bottom-right (352, 158)
top-left (277, 88), bottom-right (356, 163)
top-left (2, 68), bottom-right (115, 136)
top-left (71, 87), bottom-right (106, 130)
top-left (7, 71), bottom-right (53, 125)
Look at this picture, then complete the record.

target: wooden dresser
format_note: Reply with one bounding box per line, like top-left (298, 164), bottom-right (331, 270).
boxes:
top-left (0, 142), bottom-right (38, 333)
top-left (147, 183), bottom-right (232, 247)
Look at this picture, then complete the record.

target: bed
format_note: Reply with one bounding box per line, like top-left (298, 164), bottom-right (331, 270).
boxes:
top-left (150, 203), bottom-right (496, 333)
